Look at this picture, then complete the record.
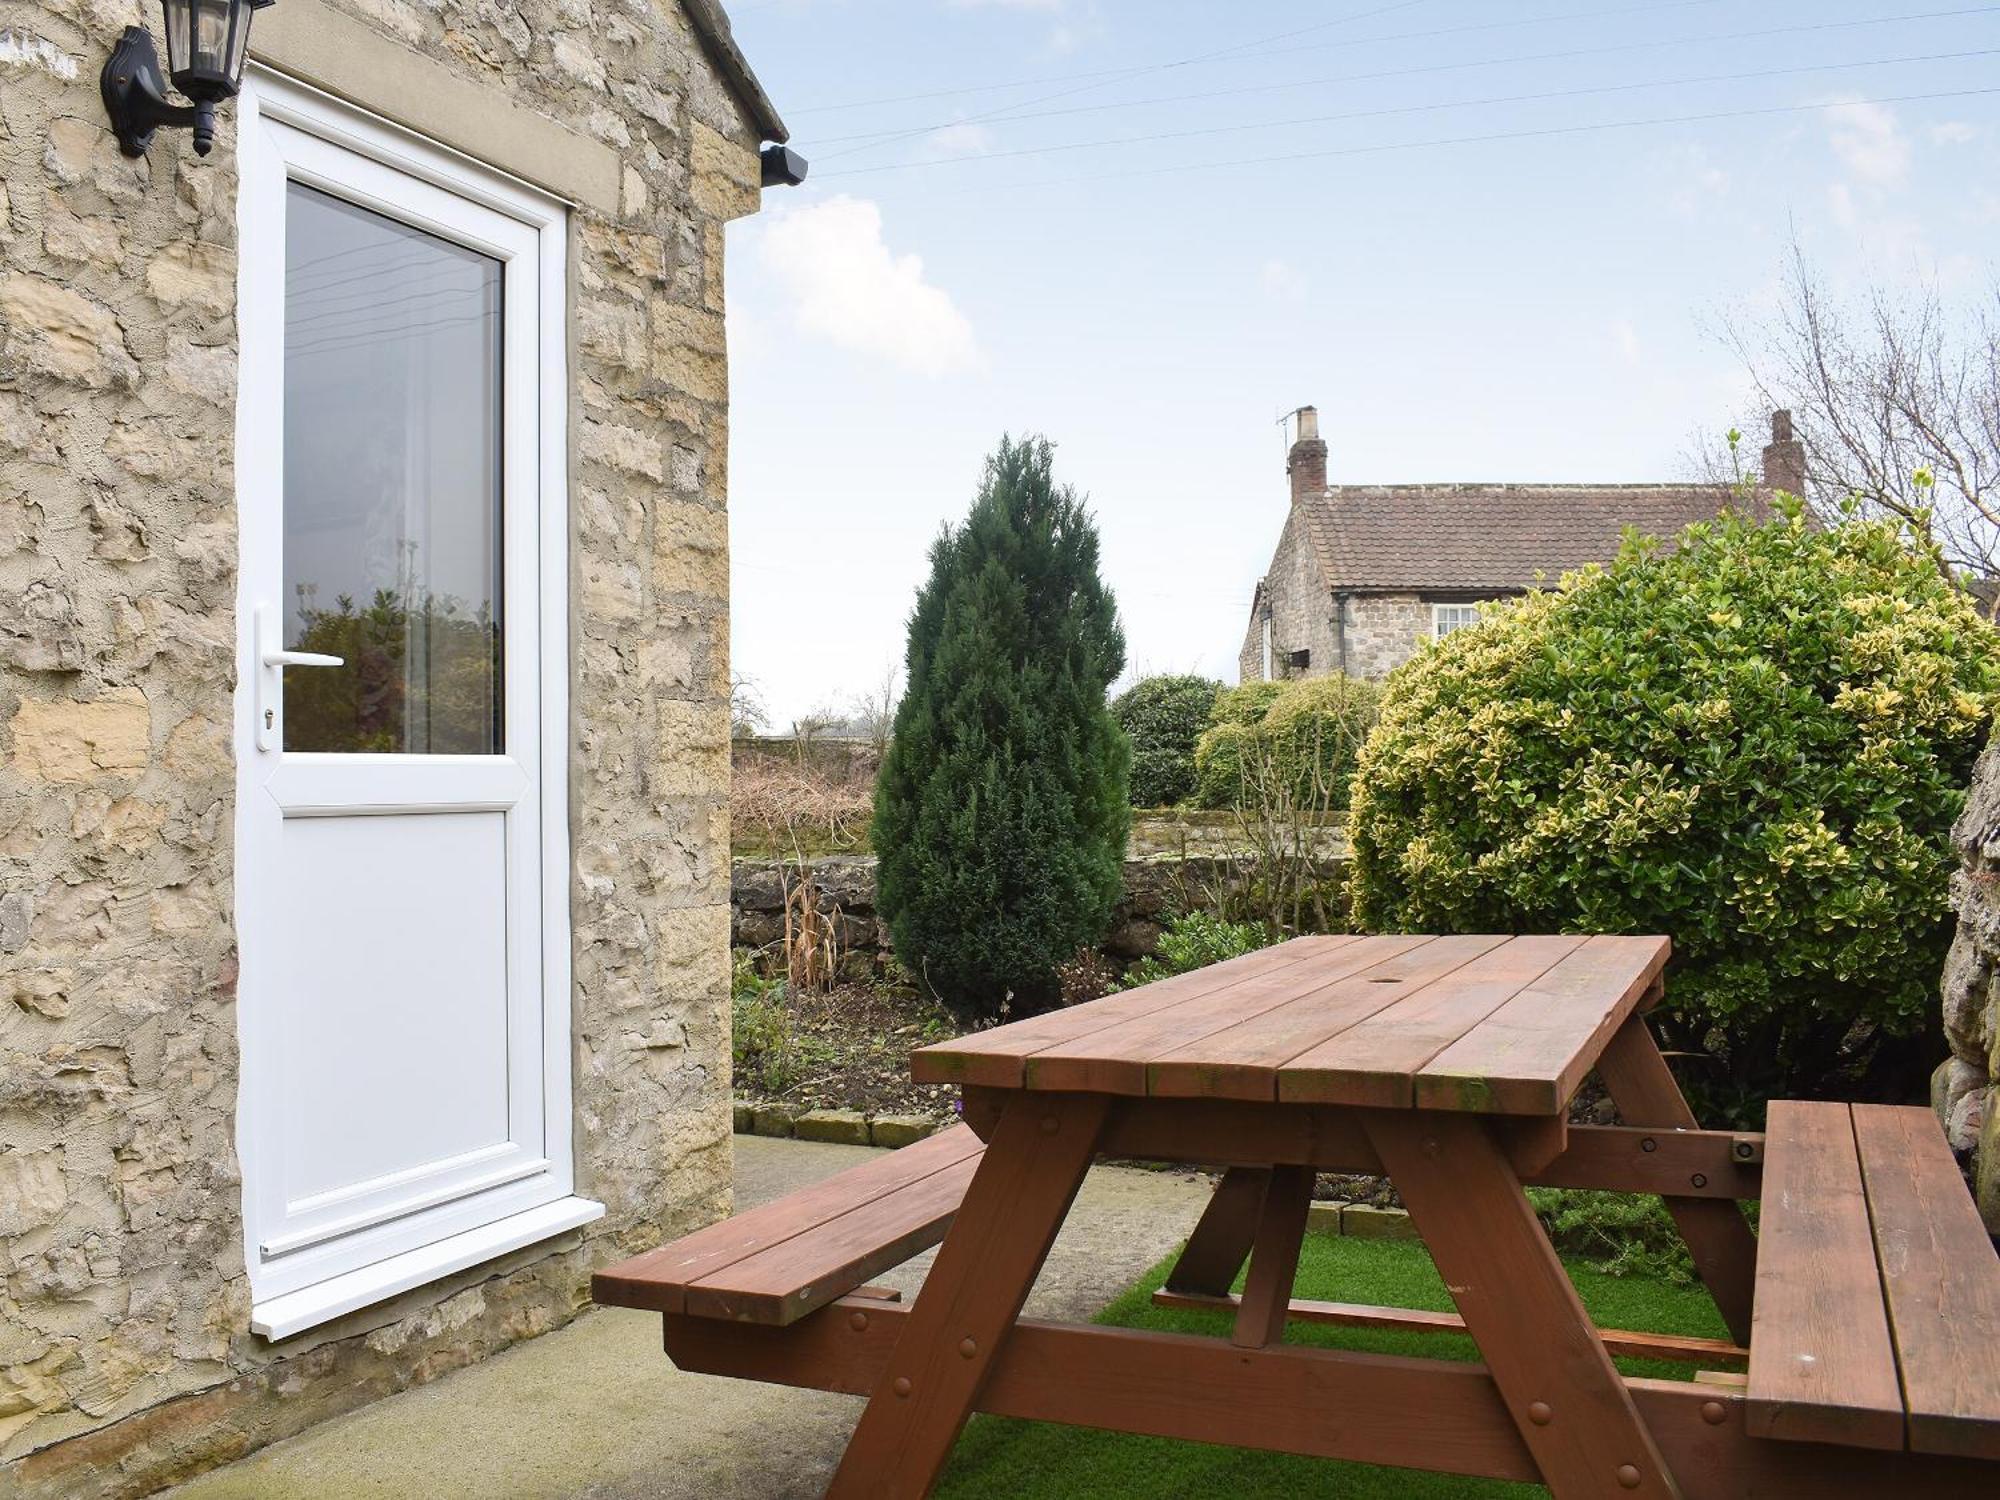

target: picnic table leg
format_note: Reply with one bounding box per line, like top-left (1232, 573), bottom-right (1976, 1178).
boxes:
top-left (1596, 1013), bottom-right (1758, 1347)
top-left (1364, 1111), bottom-right (1684, 1500)
top-left (1231, 1164), bottom-right (1314, 1348)
top-left (1163, 1166), bottom-right (1271, 1296)
top-left (825, 1089), bottom-right (1109, 1500)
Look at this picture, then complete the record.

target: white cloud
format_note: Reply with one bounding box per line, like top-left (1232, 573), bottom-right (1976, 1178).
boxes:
top-left (754, 195), bottom-right (979, 376)
top-left (948, 0), bottom-right (1104, 54)
top-left (1609, 318), bottom-right (1641, 365)
top-left (1827, 180), bottom-right (1858, 229)
top-left (1930, 121), bottom-right (1979, 146)
top-left (1653, 142), bottom-right (1728, 218)
top-left (1261, 258), bottom-right (1305, 298)
top-left (923, 122), bottom-right (997, 160)
top-left (1823, 97), bottom-right (1910, 187)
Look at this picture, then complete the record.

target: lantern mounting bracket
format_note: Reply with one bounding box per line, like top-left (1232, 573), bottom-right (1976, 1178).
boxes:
top-left (102, 26), bottom-right (213, 158)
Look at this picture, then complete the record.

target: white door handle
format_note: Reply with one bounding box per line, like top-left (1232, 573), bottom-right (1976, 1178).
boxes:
top-left (262, 647), bottom-right (345, 668)
top-left (254, 603), bottom-right (345, 752)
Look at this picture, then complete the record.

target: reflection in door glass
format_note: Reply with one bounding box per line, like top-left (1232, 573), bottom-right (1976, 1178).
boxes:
top-left (282, 183), bottom-right (503, 753)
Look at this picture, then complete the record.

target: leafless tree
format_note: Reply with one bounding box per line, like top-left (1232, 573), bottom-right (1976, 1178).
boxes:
top-left (729, 673), bottom-right (769, 739)
top-left (788, 701), bottom-right (844, 766)
top-left (848, 659), bottom-right (901, 760)
top-left (1718, 242), bottom-right (2000, 599)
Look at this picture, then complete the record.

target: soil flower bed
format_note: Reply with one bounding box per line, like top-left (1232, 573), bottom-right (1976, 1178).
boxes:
top-left (733, 973), bottom-right (962, 1120)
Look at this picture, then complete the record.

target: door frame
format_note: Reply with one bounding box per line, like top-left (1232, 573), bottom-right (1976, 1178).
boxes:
top-left (232, 68), bottom-right (595, 1340)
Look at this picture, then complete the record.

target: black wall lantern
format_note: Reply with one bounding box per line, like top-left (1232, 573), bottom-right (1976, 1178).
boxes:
top-left (101, 0), bottom-right (274, 158)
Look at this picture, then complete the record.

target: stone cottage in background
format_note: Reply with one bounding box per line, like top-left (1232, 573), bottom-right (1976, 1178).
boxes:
top-left (0, 0), bottom-right (795, 1491)
top-left (1238, 407), bottom-right (1801, 683)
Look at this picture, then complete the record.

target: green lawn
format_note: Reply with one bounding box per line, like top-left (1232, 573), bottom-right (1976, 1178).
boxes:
top-left (935, 1230), bottom-right (1735, 1499)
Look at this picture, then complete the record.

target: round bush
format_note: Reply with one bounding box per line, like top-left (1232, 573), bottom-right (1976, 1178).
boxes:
top-left (1189, 681), bottom-right (1283, 808)
top-left (1348, 503), bottom-right (2000, 1116)
top-left (1111, 674), bottom-right (1223, 807)
top-left (1260, 675), bottom-right (1383, 805)
top-left (1193, 676), bottom-right (1380, 811)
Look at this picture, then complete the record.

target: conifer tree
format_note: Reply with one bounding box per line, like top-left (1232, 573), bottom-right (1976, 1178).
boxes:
top-left (873, 436), bottom-right (1130, 1019)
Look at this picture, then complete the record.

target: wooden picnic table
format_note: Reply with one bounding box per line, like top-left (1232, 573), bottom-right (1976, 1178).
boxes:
top-left (596, 932), bottom-right (2000, 1499)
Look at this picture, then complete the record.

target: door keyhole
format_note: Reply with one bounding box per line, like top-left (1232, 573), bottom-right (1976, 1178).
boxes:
top-left (264, 710), bottom-right (274, 730)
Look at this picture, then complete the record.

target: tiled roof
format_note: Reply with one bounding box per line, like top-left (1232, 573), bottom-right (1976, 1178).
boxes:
top-left (1297, 483), bottom-right (1746, 593)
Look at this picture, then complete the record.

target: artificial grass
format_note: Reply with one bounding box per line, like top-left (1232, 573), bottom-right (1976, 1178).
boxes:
top-left (934, 1229), bottom-right (1736, 1498)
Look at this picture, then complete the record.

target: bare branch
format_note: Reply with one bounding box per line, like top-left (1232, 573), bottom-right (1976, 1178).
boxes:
top-left (1721, 239), bottom-right (2000, 589)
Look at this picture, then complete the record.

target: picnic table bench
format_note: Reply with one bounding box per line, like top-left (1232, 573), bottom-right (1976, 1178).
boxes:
top-left (595, 934), bottom-right (2000, 1497)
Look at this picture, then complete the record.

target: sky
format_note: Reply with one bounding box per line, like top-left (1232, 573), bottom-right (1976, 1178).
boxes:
top-left (721, 0), bottom-right (2000, 731)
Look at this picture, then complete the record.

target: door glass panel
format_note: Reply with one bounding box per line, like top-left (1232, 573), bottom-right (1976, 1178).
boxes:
top-left (282, 183), bottom-right (504, 754)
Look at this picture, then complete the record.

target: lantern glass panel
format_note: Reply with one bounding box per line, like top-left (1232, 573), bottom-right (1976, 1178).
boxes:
top-left (223, 2), bottom-right (253, 86)
top-left (159, 0), bottom-right (194, 78)
top-left (188, 0), bottom-right (229, 82)
top-left (194, 0), bottom-right (228, 67)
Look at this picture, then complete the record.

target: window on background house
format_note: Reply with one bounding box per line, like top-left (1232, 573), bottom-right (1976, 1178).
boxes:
top-left (1433, 603), bottom-right (1481, 638)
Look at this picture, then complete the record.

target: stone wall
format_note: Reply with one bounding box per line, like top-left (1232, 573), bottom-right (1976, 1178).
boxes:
top-left (0, 0), bottom-right (760, 1490)
top-left (1938, 735), bottom-right (2000, 1232)
top-left (731, 852), bottom-right (1351, 976)
top-left (1125, 808), bottom-right (1345, 860)
top-left (1337, 594), bottom-right (1435, 681)
top-left (1239, 502), bottom-right (1338, 684)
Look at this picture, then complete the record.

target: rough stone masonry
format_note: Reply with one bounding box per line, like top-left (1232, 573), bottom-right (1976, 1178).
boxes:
top-left (1939, 732), bottom-right (2000, 1232)
top-left (0, 0), bottom-right (767, 1491)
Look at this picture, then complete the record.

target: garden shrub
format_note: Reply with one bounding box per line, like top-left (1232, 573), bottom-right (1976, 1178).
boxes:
top-left (1111, 674), bottom-right (1223, 806)
top-left (731, 952), bottom-right (803, 1096)
top-left (873, 436), bottom-right (1130, 1022)
top-left (1528, 1189), bottom-right (1697, 1286)
top-left (1193, 675), bottom-right (1381, 811)
top-left (1348, 500), bottom-right (2000, 1121)
top-left (1055, 947), bottom-right (1119, 1006)
top-left (1120, 910), bottom-right (1274, 988)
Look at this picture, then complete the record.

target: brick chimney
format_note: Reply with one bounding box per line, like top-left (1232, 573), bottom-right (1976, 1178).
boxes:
top-left (1287, 405), bottom-right (1327, 504)
top-left (1762, 408), bottom-right (1806, 497)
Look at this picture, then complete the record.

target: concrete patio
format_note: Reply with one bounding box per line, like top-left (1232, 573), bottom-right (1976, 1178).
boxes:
top-left (166, 1136), bottom-right (1214, 1499)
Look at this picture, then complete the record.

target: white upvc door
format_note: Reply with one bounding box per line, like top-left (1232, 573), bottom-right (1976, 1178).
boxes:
top-left (233, 72), bottom-right (597, 1338)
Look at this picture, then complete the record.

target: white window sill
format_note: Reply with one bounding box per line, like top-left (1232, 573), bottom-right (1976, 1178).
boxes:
top-left (250, 1195), bottom-right (605, 1341)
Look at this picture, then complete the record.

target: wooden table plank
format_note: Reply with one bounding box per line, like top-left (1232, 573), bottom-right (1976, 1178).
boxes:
top-left (1367, 1110), bottom-right (1681, 1498)
top-left (1152, 1288), bottom-right (1749, 1366)
top-left (1401, 935), bottom-right (1671, 1114)
top-left (1745, 1102), bottom-right (1906, 1451)
top-left (1231, 1164), bottom-right (1315, 1348)
top-left (685, 1154), bottom-right (982, 1325)
top-left (1024, 936), bottom-right (1432, 1096)
top-left (1145, 935), bottom-right (1507, 1100)
top-left (592, 1125), bottom-right (985, 1314)
top-left (1852, 1103), bottom-right (2000, 1460)
top-left (1163, 1166), bottom-right (1271, 1296)
top-left (675, 1301), bottom-right (2000, 1498)
top-left (1266, 934), bottom-right (1586, 1108)
top-left (1023, 935), bottom-right (1432, 1095)
top-left (1596, 1014), bottom-right (1759, 1347)
top-left (826, 1090), bottom-right (1109, 1498)
top-left (909, 936), bottom-right (1350, 1088)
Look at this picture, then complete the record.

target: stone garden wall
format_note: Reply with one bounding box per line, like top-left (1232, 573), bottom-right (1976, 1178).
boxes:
top-left (1, 1), bottom-right (760, 1490)
top-left (730, 852), bottom-right (1348, 975)
top-left (1939, 735), bottom-right (2000, 1232)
